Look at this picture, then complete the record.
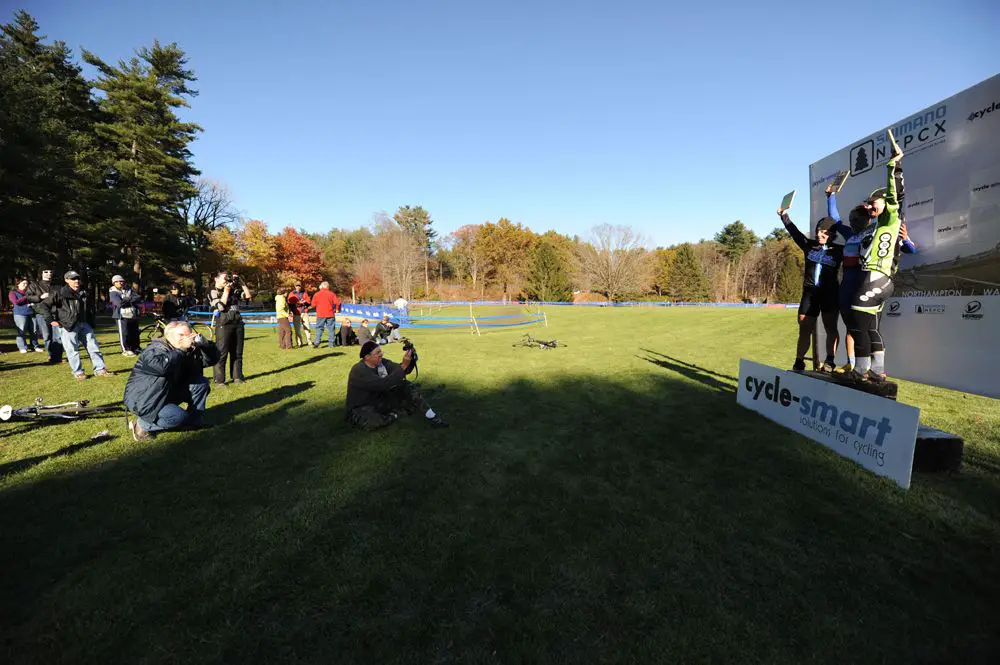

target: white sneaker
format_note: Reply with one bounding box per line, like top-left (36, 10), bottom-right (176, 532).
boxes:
top-left (34, 347), bottom-right (44, 353)
top-left (19, 349), bottom-right (28, 354)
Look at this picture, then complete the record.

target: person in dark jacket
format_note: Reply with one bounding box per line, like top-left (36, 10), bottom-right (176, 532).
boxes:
top-left (374, 314), bottom-right (401, 344)
top-left (38, 270), bottom-right (109, 380)
top-left (110, 275), bottom-right (143, 356)
top-left (161, 283), bottom-right (186, 321)
top-left (124, 320), bottom-right (221, 441)
top-left (338, 318), bottom-right (359, 346)
top-left (346, 341), bottom-right (447, 430)
top-left (25, 268), bottom-right (63, 362)
top-left (9, 277), bottom-right (43, 353)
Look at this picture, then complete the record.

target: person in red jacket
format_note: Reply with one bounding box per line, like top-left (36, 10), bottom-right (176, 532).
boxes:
top-left (310, 281), bottom-right (341, 349)
top-left (287, 282), bottom-right (312, 348)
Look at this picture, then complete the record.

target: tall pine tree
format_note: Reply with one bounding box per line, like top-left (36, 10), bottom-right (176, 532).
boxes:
top-left (525, 240), bottom-right (573, 302)
top-left (668, 243), bottom-right (710, 302)
top-left (83, 40), bottom-right (201, 286)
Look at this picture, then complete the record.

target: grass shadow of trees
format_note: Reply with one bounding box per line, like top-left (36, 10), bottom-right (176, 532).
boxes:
top-left (0, 372), bottom-right (997, 664)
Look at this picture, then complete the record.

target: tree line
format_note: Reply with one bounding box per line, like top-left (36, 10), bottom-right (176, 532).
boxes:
top-left (1, 9), bottom-right (806, 307)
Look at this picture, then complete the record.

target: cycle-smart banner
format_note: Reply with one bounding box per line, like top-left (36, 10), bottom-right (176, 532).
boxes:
top-left (737, 359), bottom-right (920, 489)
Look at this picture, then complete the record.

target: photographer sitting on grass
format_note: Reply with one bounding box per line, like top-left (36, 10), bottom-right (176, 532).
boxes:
top-left (346, 340), bottom-right (448, 430)
top-left (374, 314), bottom-right (401, 344)
top-left (124, 321), bottom-right (221, 441)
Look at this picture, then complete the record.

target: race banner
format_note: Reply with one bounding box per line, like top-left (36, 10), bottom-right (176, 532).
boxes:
top-left (737, 360), bottom-right (921, 489)
top-left (809, 74), bottom-right (1000, 398)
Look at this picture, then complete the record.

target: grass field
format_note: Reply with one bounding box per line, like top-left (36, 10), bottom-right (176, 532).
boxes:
top-left (1, 307), bottom-right (999, 664)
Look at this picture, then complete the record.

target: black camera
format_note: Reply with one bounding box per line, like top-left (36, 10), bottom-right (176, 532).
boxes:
top-left (225, 273), bottom-right (241, 286)
top-left (401, 337), bottom-right (417, 363)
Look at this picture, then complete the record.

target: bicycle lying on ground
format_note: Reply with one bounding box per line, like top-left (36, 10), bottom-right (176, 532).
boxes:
top-left (512, 334), bottom-right (566, 350)
top-left (138, 314), bottom-right (214, 344)
top-left (1, 397), bottom-right (124, 422)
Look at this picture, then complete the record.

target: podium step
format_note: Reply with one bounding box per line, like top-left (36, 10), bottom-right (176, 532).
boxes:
top-left (914, 425), bottom-right (965, 473)
top-left (796, 369), bottom-right (898, 400)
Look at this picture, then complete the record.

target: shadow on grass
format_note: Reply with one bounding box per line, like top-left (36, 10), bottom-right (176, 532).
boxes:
top-left (0, 431), bottom-right (118, 477)
top-left (244, 353), bottom-right (341, 381)
top-left (0, 373), bottom-right (998, 664)
top-left (638, 349), bottom-right (736, 394)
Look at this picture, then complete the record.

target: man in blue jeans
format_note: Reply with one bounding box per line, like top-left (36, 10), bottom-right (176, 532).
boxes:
top-left (38, 270), bottom-right (109, 380)
top-left (25, 268), bottom-right (64, 363)
top-left (124, 321), bottom-right (221, 441)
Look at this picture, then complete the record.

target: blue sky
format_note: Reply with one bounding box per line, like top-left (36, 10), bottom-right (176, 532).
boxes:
top-left (17, 0), bottom-right (1000, 247)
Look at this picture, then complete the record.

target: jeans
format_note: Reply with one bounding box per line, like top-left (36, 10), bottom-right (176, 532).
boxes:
top-left (138, 378), bottom-right (210, 432)
top-left (61, 323), bottom-right (106, 375)
top-left (36, 313), bottom-right (63, 361)
top-left (13, 314), bottom-right (38, 351)
top-left (313, 317), bottom-right (336, 347)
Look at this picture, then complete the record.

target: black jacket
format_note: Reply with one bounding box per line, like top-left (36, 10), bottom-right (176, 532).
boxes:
top-left (38, 285), bottom-right (94, 331)
top-left (25, 279), bottom-right (54, 315)
top-left (345, 358), bottom-right (414, 412)
top-left (374, 321), bottom-right (398, 340)
top-left (124, 338), bottom-right (221, 419)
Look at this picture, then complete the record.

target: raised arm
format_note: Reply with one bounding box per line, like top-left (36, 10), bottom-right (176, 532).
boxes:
top-left (778, 209), bottom-right (809, 250)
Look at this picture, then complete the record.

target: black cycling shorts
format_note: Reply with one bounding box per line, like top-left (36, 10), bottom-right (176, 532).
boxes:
top-left (799, 285), bottom-right (839, 317)
top-left (850, 272), bottom-right (894, 315)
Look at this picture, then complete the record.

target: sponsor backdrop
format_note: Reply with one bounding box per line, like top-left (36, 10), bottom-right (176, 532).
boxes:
top-left (738, 359), bottom-right (921, 489)
top-left (809, 74), bottom-right (1000, 398)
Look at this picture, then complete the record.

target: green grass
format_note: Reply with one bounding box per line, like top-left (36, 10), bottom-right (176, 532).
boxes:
top-left (1, 307), bottom-right (998, 664)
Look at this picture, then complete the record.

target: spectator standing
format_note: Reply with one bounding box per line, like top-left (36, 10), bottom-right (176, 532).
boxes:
top-left (161, 283), bottom-right (185, 321)
top-left (310, 281), bottom-right (341, 349)
top-left (38, 270), bottom-right (109, 380)
top-left (209, 271), bottom-right (252, 385)
top-left (275, 286), bottom-right (293, 349)
top-left (110, 275), bottom-right (142, 356)
top-left (288, 282), bottom-right (312, 347)
top-left (9, 278), bottom-right (43, 353)
top-left (25, 268), bottom-right (63, 362)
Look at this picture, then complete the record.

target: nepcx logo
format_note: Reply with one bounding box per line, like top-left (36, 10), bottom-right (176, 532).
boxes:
top-left (967, 101), bottom-right (999, 122)
top-left (963, 300), bottom-right (984, 320)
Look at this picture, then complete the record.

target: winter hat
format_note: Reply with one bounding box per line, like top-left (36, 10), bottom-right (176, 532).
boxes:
top-left (360, 340), bottom-right (379, 359)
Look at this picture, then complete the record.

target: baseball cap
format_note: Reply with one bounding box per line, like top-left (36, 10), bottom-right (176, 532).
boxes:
top-left (64, 270), bottom-right (81, 279)
top-left (815, 217), bottom-right (837, 233)
top-left (112, 274), bottom-right (125, 283)
top-left (867, 187), bottom-right (887, 203)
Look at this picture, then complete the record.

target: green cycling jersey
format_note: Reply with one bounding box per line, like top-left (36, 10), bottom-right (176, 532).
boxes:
top-left (859, 162), bottom-right (902, 277)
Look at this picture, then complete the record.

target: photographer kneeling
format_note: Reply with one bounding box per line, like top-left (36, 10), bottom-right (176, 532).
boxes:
top-left (124, 321), bottom-right (221, 441)
top-left (346, 340), bottom-right (448, 430)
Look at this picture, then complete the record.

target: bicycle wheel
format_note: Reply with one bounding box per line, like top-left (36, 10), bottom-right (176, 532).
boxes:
top-left (190, 321), bottom-right (214, 341)
top-left (141, 323), bottom-right (162, 344)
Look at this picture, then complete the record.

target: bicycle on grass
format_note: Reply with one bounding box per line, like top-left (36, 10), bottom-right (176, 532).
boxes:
top-left (138, 314), bottom-right (214, 344)
top-left (1, 397), bottom-right (124, 422)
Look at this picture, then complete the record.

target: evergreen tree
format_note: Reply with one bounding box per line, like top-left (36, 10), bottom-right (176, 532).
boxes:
top-left (667, 243), bottom-right (710, 302)
top-left (83, 40), bottom-right (201, 285)
top-left (525, 240), bottom-right (573, 302)
top-left (714, 220), bottom-right (758, 263)
top-left (393, 205), bottom-right (436, 295)
top-left (774, 243), bottom-right (804, 303)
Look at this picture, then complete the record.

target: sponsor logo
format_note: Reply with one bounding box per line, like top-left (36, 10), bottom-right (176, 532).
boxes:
top-left (886, 301), bottom-right (902, 317)
top-left (967, 101), bottom-right (999, 122)
top-left (744, 373), bottom-right (892, 466)
top-left (850, 140), bottom-right (874, 175)
top-left (972, 181), bottom-right (1000, 193)
top-left (915, 304), bottom-right (946, 314)
top-left (962, 300), bottom-right (984, 320)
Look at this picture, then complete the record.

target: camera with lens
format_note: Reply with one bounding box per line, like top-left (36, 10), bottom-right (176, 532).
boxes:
top-left (401, 337), bottom-right (417, 364)
top-left (225, 272), bottom-right (241, 287)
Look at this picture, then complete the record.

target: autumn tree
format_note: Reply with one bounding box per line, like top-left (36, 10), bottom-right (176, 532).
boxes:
top-left (474, 218), bottom-right (535, 300)
top-left (273, 227), bottom-right (324, 287)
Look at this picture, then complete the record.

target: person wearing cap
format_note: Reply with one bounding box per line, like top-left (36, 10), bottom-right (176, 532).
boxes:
top-left (841, 149), bottom-right (908, 385)
top-left (374, 314), bottom-right (401, 345)
top-left (288, 282), bottom-right (312, 347)
top-left (38, 270), bottom-right (109, 380)
top-left (346, 340), bottom-right (448, 430)
top-left (110, 274), bottom-right (142, 356)
top-left (777, 186), bottom-right (852, 372)
top-left (161, 283), bottom-right (186, 321)
top-left (25, 267), bottom-right (63, 362)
